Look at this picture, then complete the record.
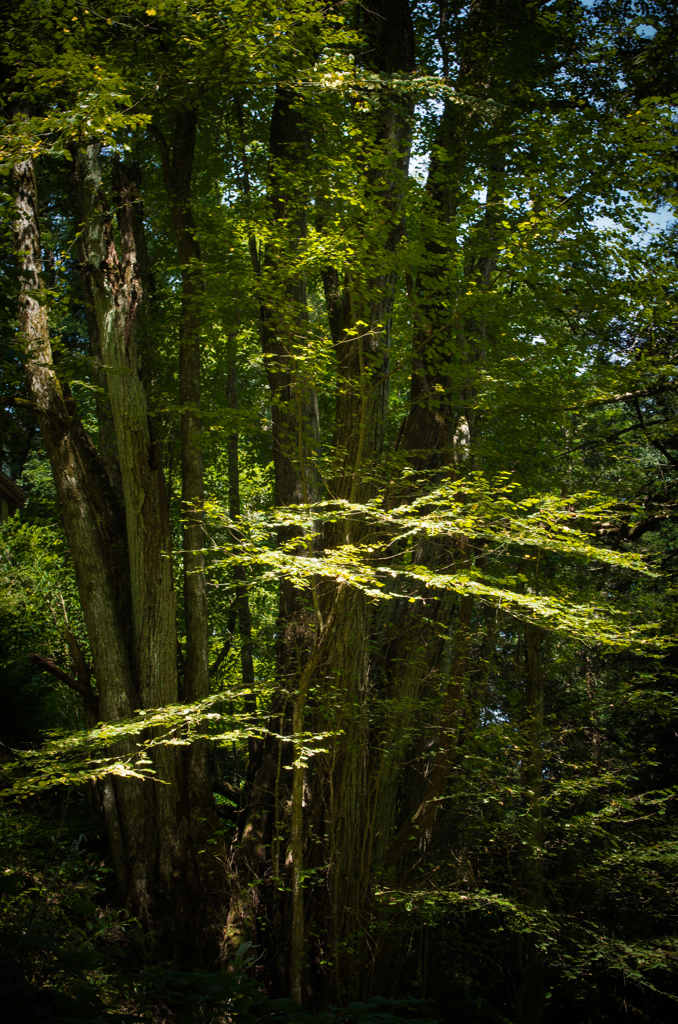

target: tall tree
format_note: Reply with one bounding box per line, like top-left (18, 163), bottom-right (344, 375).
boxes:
top-left (3, 0), bottom-right (678, 1015)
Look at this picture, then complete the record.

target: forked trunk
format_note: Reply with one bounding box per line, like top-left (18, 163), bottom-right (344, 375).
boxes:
top-left (15, 143), bottom-right (225, 963)
top-left (12, 153), bottom-right (137, 893)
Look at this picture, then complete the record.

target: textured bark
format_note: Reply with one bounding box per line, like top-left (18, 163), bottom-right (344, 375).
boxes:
top-left (264, 89), bottom-right (319, 517)
top-left (65, 142), bottom-right (224, 961)
top-left (71, 144), bottom-right (179, 922)
top-left (383, 595), bottom-right (473, 869)
top-left (90, 154), bottom-right (178, 710)
top-left (398, 90), bottom-right (470, 465)
top-left (69, 152), bottom-right (124, 506)
top-left (12, 153), bottom-right (137, 894)
top-left (288, 625), bottom-right (334, 1003)
top-left (305, 1), bottom-right (417, 1000)
top-left (153, 110), bottom-right (209, 708)
top-left (262, 86), bottom-right (320, 674)
top-left (152, 113), bottom-right (218, 912)
top-left (323, 0), bottom-right (415, 501)
top-left (257, 0), bottom-right (533, 1002)
top-left (376, 1), bottom-right (522, 922)
top-left (399, 0), bottom-right (507, 468)
top-left (222, 95), bottom-right (312, 966)
top-left (227, 84), bottom-right (321, 990)
top-left (225, 0), bottom-right (420, 1001)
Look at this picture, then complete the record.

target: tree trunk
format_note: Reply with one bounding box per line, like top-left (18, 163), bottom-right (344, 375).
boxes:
top-left (153, 109), bottom-right (209, 709)
top-left (11, 153), bottom-right (138, 895)
top-left (152, 111), bottom-right (218, 916)
top-left (224, 83), bottom-right (321, 988)
top-left (230, 0), bottom-right (420, 1001)
top-left (69, 150), bottom-right (124, 507)
top-left (305, 2), bottom-right (417, 1001)
top-left (54, 142), bottom-right (225, 962)
top-left (262, 85), bottom-right (320, 657)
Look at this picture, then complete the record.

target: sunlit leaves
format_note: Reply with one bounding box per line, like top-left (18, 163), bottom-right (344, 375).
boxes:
top-left (204, 476), bottom-right (665, 651)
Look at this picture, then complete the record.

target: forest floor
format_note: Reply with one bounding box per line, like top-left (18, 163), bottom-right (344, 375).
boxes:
top-left (0, 791), bottom-right (443, 1024)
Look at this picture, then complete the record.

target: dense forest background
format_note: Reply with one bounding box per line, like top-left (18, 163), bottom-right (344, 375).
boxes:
top-left (1, 2), bottom-right (678, 1022)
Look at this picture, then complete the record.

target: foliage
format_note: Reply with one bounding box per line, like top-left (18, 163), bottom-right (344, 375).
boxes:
top-left (1, 0), bottom-right (678, 1020)
top-left (0, 795), bottom-right (134, 1023)
top-left (206, 479), bottom-right (664, 649)
top-left (0, 801), bottom-right (438, 1023)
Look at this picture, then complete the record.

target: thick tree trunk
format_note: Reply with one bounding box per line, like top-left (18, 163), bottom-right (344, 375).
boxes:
top-left (262, 85), bottom-right (320, 658)
top-left (152, 112), bottom-right (218, 922)
top-left (304, 1), bottom-right (417, 1000)
top-left (153, 110), bottom-right (209, 708)
top-left (226, 0), bottom-right (420, 1001)
top-left (270, 0), bottom-right (528, 1001)
top-left (69, 151), bottom-right (124, 506)
top-left (72, 144), bottom-right (175, 915)
top-left (74, 148), bottom-right (179, 712)
top-left (224, 84), bottom-right (321, 988)
top-left (66, 143), bottom-right (224, 962)
top-left (11, 154), bottom-right (138, 895)
top-left (382, 595), bottom-right (474, 870)
top-left (220, 324), bottom-right (271, 965)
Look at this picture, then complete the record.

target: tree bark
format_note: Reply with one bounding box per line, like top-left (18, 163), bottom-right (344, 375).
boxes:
top-left (223, 83), bottom-right (321, 988)
top-left (153, 110), bottom-right (209, 708)
top-left (151, 112), bottom-right (219, 917)
top-left (262, 85), bottom-right (320, 669)
top-left (306, 1), bottom-right (417, 1000)
top-left (74, 146), bottom-right (179, 711)
top-left (383, 595), bottom-right (474, 870)
top-left (65, 142), bottom-right (224, 962)
top-left (12, 152), bottom-right (138, 897)
top-left (69, 151), bottom-right (124, 507)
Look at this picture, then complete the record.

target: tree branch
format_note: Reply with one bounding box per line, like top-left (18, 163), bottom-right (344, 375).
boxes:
top-left (575, 384), bottom-right (676, 410)
top-left (28, 653), bottom-right (95, 705)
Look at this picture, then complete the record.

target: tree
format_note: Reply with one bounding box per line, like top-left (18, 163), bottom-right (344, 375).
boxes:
top-left (2, 0), bottom-right (677, 1017)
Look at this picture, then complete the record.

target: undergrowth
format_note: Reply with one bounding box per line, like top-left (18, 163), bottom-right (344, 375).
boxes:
top-left (0, 792), bottom-right (437, 1024)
